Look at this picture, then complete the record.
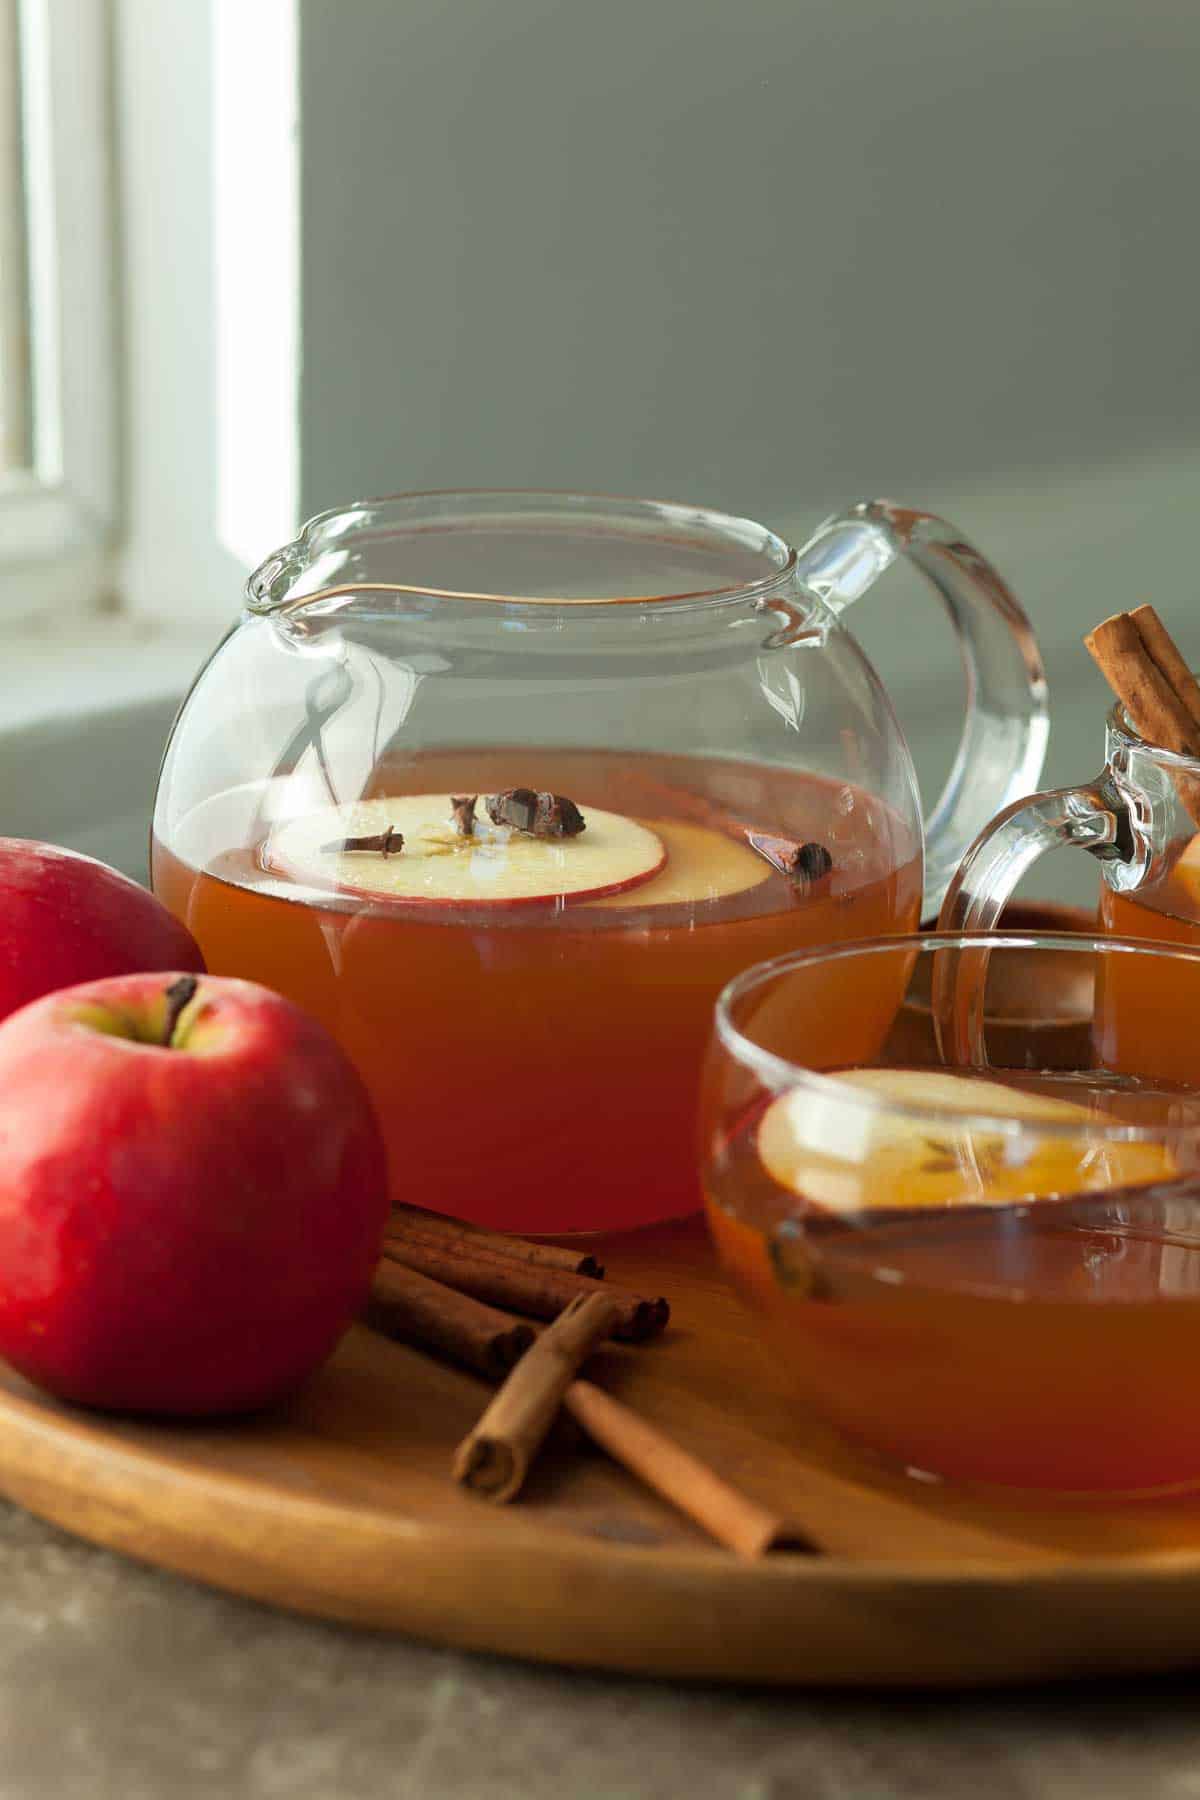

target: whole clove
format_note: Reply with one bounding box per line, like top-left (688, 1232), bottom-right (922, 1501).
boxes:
top-left (485, 789), bottom-right (587, 839)
top-left (747, 832), bottom-right (834, 885)
top-left (320, 825), bottom-right (404, 857)
top-left (788, 841), bottom-right (833, 882)
top-left (449, 795), bottom-right (478, 837)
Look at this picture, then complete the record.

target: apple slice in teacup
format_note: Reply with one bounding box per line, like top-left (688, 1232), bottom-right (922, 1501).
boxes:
top-left (757, 1067), bottom-right (1178, 1217)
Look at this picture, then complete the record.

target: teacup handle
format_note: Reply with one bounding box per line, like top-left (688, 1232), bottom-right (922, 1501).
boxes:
top-left (931, 776), bottom-right (1142, 1067)
top-left (937, 774), bottom-right (1142, 934)
top-left (794, 500), bottom-right (1048, 917)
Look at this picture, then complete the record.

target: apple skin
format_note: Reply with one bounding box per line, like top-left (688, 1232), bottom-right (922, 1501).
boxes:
top-left (0, 838), bottom-right (205, 1024)
top-left (0, 971), bottom-right (390, 1415)
top-left (292, 847), bottom-right (668, 910)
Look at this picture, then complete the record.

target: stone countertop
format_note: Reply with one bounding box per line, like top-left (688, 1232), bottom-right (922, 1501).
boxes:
top-left (3, 1501), bottom-right (1199, 1800)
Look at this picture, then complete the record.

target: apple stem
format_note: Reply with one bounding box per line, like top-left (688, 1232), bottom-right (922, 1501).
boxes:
top-left (161, 975), bottom-right (200, 1047)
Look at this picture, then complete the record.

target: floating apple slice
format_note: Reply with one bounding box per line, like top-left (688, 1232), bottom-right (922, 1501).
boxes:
top-left (758, 1066), bottom-right (1178, 1216)
top-left (589, 818), bottom-right (772, 910)
top-left (266, 795), bottom-right (666, 906)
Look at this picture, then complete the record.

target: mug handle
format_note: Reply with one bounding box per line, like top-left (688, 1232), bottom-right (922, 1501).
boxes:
top-left (931, 777), bottom-right (1142, 1067)
top-left (794, 500), bottom-right (1048, 918)
top-left (937, 774), bottom-right (1141, 933)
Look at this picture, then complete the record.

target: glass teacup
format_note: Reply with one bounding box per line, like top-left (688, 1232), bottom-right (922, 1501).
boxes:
top-left (703, 931), bottom-right (1200, 1492)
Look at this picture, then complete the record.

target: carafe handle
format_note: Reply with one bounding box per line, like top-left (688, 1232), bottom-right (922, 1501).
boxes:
top-left (794, 500), bottom-right (1048, 918)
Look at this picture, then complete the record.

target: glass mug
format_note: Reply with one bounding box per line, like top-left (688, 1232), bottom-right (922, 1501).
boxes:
top-left (703, 930), bottom-right (1200, 1491)
top-left (151, 490), bottom-right (1046, 1233)
top-left (940, 701), bottom-right (1200, 1087)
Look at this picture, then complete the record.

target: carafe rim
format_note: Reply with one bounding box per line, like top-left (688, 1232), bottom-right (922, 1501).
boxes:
top-left (246, 487), bottom-right (801, 615)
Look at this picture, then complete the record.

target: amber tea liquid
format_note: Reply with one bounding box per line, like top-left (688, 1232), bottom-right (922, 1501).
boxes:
top-left (708, 1070), bottom-right (1200, 1491)
top-left (1099, 853), bottom-right (1200, 1087)
top-left (153, 750), bottom-right (921, 1233)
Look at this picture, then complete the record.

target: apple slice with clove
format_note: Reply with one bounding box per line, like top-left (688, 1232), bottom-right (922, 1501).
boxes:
top-left (267, 794), bottom-right (669, 906)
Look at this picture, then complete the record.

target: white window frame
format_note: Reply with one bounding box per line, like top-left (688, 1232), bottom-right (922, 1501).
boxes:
top-left (0, 0), bottom-right (116, 622)
top-left (112, 0), bottom-right (298, 628)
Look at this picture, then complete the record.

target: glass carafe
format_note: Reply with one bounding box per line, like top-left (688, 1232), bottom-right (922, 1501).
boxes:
top-left (151, 491), bottom-right (1046, 1232)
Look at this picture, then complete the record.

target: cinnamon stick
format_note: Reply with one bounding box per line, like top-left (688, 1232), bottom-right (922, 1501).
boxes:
top-left (1085, 611), bottom-right (1200, 759)
top-left (1130, 604), bottom-right (1200, 732)
top-left (382, 1237), bottom-right (668, 1342)
top-left (365, 1261), bottom-right (535, 1380)
top-left (453, 1292), bottom-right (619, 1500)
top-left (1085, 607), bottom-right (1200, 826)
top-left (387, 1204), bottom-right (605, 1279)
top-left (563, 1380), bottom-right (812, 1558)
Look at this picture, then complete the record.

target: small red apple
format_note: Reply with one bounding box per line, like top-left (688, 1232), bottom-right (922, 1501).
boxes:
top-left (0, 837), bottom-right (205, 1024)
top-left (0, 971), bottom-right (389, 1415)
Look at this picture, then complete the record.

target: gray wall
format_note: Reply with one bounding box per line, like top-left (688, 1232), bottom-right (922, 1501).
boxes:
top-left (295, 0), bottom-right (1200, 909)
top-left (298, 0), bottom-right (1199, 519)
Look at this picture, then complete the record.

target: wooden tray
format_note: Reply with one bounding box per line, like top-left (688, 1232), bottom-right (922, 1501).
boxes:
top-left (6, 1218), bottom-right (1200, 1688)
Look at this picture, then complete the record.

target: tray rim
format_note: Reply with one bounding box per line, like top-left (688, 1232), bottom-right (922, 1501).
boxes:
top-left (8, 1369), bottom-right (1200, 1690)
top-left (10, 1372), bottom-right (1200, 1587)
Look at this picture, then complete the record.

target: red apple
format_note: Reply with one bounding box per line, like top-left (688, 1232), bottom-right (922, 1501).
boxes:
top-left (0, 971), bottom-right (389, 1415)
top-left (0, 837), bottom-right (205, 1024)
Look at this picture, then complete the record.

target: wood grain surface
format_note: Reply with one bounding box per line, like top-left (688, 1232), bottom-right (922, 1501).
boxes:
top-left (3, 1217), bottom-right (1200, 1687)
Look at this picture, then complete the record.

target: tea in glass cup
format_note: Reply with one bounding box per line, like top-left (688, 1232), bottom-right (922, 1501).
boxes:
top-left (703, 932), bottom-right (1200, 1492)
